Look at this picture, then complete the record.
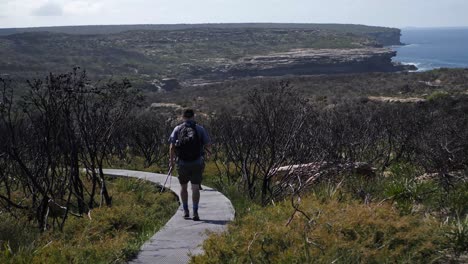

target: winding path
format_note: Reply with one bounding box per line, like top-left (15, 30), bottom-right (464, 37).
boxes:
top-left (103, 169), bottom-right (235, 264)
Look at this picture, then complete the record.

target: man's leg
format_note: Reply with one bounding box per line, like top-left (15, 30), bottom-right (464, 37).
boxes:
top-left (191, 184), bottom-right (200, 220)
top-left (180, 183), bottom-right (189, 217)
top-left (191, 160), bottom-right (204, 221)
top-left (178, 163), bottom-right (191, 218)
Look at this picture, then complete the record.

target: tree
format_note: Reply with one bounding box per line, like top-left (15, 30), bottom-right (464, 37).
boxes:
top-left (0, 69), bottom-right (142, 230)
top-left (127, 111), bottom-right (171, 168)
top-left (212, 82), bottom-right (310, 204)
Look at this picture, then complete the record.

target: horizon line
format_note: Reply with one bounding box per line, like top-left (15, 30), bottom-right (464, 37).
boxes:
top-left (0, 22), bottom-right (401, 30)
top-left (2, 22), bottom-right (468, 31)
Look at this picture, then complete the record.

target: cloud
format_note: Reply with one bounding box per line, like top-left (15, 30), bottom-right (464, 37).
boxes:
top-left (32, 1), bottom-right (63, 17)
top-left (63, 1), bottom-right (103, 16)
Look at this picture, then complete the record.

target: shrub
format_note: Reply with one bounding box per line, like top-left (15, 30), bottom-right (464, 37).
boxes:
top-left (382, 163), bottom-right (439, 215)
top-left (445, 215), bottom-right (468, 257)
top-left (427, 91), bottom-right (450, 101)
top-left (444, 183), bottom-right (468, 216)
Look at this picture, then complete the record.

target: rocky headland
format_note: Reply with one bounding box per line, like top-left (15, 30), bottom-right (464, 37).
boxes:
top-left (0, 23), bottom-right (412, 91)
top-left (187, 48), bottom-right (415, 82)
top-left (366, 30), bottom-right (403, 46)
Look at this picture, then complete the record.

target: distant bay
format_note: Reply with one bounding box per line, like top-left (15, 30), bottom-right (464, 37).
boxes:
top-left (392, 28), bottom-right (468, 71)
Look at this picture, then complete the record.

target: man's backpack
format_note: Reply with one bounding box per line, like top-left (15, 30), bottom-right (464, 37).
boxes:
top-left (175, 123), bottom-right (202, 161)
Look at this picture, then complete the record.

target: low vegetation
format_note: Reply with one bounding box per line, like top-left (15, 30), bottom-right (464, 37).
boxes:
top-left (157, 68), bottom-right (468, 113)
top-left (0, 177), bottom-right (178, 263)
top-left (192, 196), bottom-right (444, 263)
top-left (195, 161), bottom-right (467, 263)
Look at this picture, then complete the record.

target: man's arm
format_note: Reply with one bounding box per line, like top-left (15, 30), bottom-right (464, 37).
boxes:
top-left (168, 125), bottom-right (179, 168)
top-left (204, 143), bottom-right (212, 160)
top-left (169, 143), bottom-right (176, 168)
top-left (199, 125), bottom-right (212, 160)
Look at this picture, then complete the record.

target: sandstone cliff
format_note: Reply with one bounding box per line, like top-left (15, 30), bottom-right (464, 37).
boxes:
top-left (366, 30), bottom-right (403, 46)
top-left (190, 48), bottom-right (414, 80)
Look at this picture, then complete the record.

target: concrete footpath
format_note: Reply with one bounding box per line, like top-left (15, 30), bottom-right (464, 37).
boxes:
top-left (102, 169), bottom-right (235, 264)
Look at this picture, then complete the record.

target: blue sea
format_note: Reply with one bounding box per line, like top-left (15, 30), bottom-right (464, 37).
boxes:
top-left (392, 28), bottom-right (468, 71)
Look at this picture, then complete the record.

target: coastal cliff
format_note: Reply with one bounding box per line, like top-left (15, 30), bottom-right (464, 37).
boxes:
top-left (366, 30), bottom-right (403, 46)
top-left (188, 48), bottom-right (414, 81)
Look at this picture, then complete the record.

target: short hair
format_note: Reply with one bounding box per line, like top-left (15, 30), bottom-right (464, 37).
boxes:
top-left (183, 109), bottom-right (195, 118)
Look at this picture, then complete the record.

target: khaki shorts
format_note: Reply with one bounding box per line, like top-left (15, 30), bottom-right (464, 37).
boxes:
top-left (177, 159), bottom-right (204, 185)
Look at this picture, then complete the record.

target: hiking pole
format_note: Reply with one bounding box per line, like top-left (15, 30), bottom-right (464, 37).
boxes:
top-left (169, 166), bottom-right (173, 189)
top-left (161, 165), bottom-right (173, 193)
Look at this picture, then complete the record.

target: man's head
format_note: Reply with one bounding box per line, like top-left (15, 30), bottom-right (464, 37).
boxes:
top-left (182, 109), bottom-right (195, 120)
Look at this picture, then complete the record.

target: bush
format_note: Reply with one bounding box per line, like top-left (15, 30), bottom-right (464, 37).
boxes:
top-left (379, 163), bottom-right (441, 215)
top-left (444, 183), bottom-right (468, 217)
top-left (445, 216), bottom-right (468, 257)
top-left (427, 91), bottom-right (450, 101)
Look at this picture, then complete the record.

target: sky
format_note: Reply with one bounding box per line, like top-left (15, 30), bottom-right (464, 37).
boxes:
top-left (1, 0), bottom-right (468, 29)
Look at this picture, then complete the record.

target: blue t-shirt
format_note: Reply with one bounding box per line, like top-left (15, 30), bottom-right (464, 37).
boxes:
top-left (169, 120), bottom-right (211, 163)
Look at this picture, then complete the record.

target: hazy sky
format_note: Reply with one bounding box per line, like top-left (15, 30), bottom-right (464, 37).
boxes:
top-left (1, 0), bottom-right (468, 29)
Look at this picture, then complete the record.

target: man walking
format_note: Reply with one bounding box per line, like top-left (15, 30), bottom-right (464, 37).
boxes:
top-left (169, 109), bottom-right (211, 221)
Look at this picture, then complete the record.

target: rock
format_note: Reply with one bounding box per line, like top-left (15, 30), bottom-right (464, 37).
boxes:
top-left (352, 162), bottom-right (376, 178)
top-left (395, 63), bottom-right (418, 71)
top-left (150, 103), bottom-right (182, 110)
top-left (272, 161), bottom-right (376, 186)
top-left (161, 78), bottom-right (180, 91)
top-left (418, 80), bottom-right (443, 87)
top-left (197, 48), bottom-right (412, 80)
top-left (416, 171), bottom-right (467, 183)
top-left (368, 96), bottom-right (427, 103)
top-left (366, 30), bottom-right (403, 46)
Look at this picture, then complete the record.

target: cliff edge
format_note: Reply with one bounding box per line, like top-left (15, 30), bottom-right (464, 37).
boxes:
top-left (366, 30), bottom-right (402, 46)
top-left (188, 48), bottom-right (414, 81)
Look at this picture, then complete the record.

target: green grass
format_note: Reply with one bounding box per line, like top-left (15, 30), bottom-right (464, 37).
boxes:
top-left (0, 177), bottom-right (178, 264)
top-left (191, 195), bottom-right (445, 264)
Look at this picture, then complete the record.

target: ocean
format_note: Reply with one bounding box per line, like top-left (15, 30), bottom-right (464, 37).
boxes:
top-left (392, 28), bottom-right (468, 71)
